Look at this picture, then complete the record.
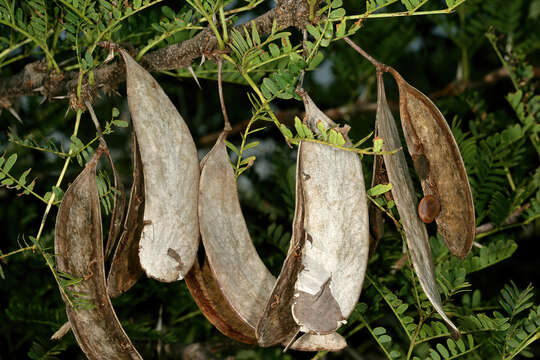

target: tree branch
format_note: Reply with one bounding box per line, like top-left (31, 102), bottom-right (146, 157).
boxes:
top-left (0, 0), bottom-right (311, 106)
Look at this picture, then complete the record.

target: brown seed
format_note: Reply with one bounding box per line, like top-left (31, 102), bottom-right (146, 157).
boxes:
top-left (418, 195), bottom-right (441, 224)
top-left (107, 133), bottom-right (145, 298)
top-left (120, 50), bottom-right (200, 281)
top-left (390, 70), bottom-right (475, 259)
top-left (55, 148), bottom-right (142, 359)
top-left (375, 72), bottom-right (459, 338)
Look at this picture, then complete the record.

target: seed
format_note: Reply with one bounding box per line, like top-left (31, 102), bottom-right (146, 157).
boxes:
top-left (418, 195), bottom-right (441, 224)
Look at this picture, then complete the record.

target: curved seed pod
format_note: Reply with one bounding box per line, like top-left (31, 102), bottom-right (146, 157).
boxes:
top-left (55, 148), bottom-right (142, 359)
top-left (198, 132), bottom-right (276, 327)
top-left (107, 134), bottom-right (145, 298)
top-left (390, 71), bottom-right (474, 259)
top-left (291, 141), bottom-right (369, 334)
top-left (185, 252), bottom-right (257, 345)
top-left (196, 131), bottom-right (346, 351)
top-left (258, 93), bottom-right (369, 343)
top-left (120, 50), bottom-right (200, 281)
top-left (376, 72), bottom-right (459, 337)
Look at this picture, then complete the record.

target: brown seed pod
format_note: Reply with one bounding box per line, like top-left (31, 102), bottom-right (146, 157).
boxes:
top-left (120, 50), bottom-right (200, 281)
top-left (390, 70), bottom-right (475, 259)
top-left (185, 251), bottom-right (257, 345)
top-left (107, 134), bottom-right (145, 298)
top-left (257, 93), bottom-right (369, 345)
top-left (418, 195), bottom-right (441, 224)
top-left (375, 72), bottom-right (459, 337)
top-left (195, 131), bottom-right (346, 351)
top-left (55, 148), bottom-right (142, 359)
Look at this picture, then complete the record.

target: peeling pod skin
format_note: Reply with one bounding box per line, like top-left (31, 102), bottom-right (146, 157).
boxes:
top-left (376, 73), bottom-right (460, 337)
top-left (107, 135), bottom-right (145, 298)
top-left (258, 92), bottom-right (369, 344)
top-left (55, 149), bottom-right (142, 359)
top-left (120, 50), bottom-right (199, 281)
top-left (292, 141), bottom-right (369, 335)
top-left (197, 131), bottom-right (346, 351)
top-left (391, 71), bottom-right (475, 259)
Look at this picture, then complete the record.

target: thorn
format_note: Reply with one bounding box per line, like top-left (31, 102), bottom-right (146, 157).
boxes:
top-left (199, 53), bottom-right (206, 67)
top-left (39, 96), bottom-right (47, 105)
top-left (103, 46), bottom-right (116, 63)
top-left (52, 95), bottom-right (70, 100)
top-left (8, 107), bottom-right (22, 124)
top-left (283, 329), bottom-right (301, 353)
top-left (51, 321), bottom-right (71, 340)
top-left (473, 241), bottom-right (483, 248)
top-left (188, 66), bottom-right (201, 89)
top-left (33, 86), bottom-right (45, 93)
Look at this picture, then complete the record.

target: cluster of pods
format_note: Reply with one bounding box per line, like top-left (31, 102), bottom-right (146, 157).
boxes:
top-left (54, 47), bottom-right (475, 359)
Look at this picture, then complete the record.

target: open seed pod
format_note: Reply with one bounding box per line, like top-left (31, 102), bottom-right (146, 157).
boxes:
top-left (107, 133), bottom-right (145, 298)
top-left (257, 92), bottom-right (369, 345)
top-left (55, 148), bottom-right (142, 359)
top-left (193, 130), bottom-right (346, 351)
top-left (376, 73), bottom-right (460, 337)
top-left (389, 70), bottom-right (475, 259)
top-left (185, 251), bottom-right (257, 345)
top-left (120, 50), bottom-right (199, 282)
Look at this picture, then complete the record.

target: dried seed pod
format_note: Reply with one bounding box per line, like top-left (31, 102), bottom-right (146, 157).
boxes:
top-left (418, 195), bottom-right (441, 224)
top-left (55, 148), bottom-right (142, 359)
top-left (375, 72), bottom-right (459, 337)
top-left (292, 141), bottom-right (369, 334)
top-left (107, 134), bottom-right (145, 298)
top-left (390, 71), bottom-right (475, 259)
top-left (196, 131), bottom-right (346, 351)
top-left (257, 93), bottom-right (369, 344)
top-left (120, 50), bottom-right (200, 281)
top-left (185, 252), bottom-right (257, 345)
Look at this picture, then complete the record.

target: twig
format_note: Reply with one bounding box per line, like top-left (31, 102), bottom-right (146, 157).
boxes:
top-left (475, 203), bottom-right (530, 234)
top-left (217, 59), bottom-right (231, 131)
top-left (0, 0), bottom-right (311, 103)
